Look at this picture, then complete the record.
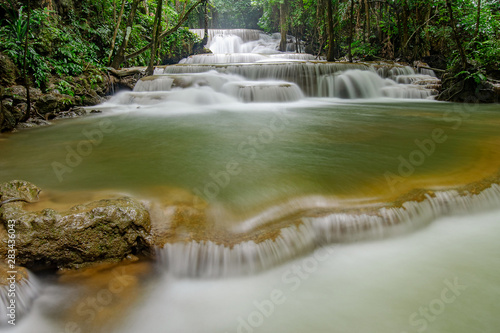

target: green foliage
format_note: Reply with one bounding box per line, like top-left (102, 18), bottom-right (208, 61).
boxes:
top-left (1, 0), bottom-right (499, 93)
top-left (56, 80), bottom-right (75, 96)
top-left (207, 0), bottom-right (262, 29)
top-left (0, 6), bottom-right (51, 87)
top-left (349, 40), bottom-right (380, 60)
top-left (0, 4), bottom-right (108, 88)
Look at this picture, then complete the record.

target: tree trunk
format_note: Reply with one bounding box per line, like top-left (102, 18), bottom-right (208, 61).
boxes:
top-left (348, 0), bottom-right (354, 62)
top-left (326, 0), bottom-right (335, 61)
top-left (475, 0), bottom-right (481, 37)
top-left (424, 6), bottom-right (431, 56)
top-left (146, 0), bottom-right (163, 76)
top-left (202, 0), bottom-right (208, 45)
top-left (364, 0), bottom-right (370, 41)
top-left (113, 0), bottom-right (116, 24)
top-left (110, 0), bottom-right (141, 69)
top-left (376, 1), bottom-right (382, 44)
top-left (402, 0), bottom-right (409, 59)
top-left (108, 0), bottom-right (127, 65)
top-left (21, 0), bottom-right (31, 123)
top-left (445, 0), bottom-right (467, 70)
top-left (279, 1), bottom-right (287, 52)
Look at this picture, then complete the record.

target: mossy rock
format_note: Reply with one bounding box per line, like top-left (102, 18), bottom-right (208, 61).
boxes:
top-left (0, 181), bottom-right (152, 269)
top-left (0, 53), bottom-right (18, 87)
top-left (1, 100), bottom-right (21, 132)
top-left (35, 93), bottom-right (76, 114)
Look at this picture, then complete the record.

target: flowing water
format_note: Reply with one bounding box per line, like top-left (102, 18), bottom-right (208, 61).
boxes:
top-left (1, 29), bottom-right (499, 332)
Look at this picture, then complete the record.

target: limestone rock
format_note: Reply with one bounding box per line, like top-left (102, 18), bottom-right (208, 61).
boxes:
top-left (0, 181), bottom-right (152, 269)
top-left (35, 93), bottom-right (76, 114)
top-left (0, 53), bottom-right (17, 87)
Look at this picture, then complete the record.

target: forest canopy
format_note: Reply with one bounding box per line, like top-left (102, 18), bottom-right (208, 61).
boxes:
top-left (0, 0), bottom-right (499, 92)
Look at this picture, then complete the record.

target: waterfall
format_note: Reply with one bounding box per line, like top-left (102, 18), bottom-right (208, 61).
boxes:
top-left (189, 28), bottom-right (304, 55)
top-left (161, 62), bottom-right (368, 96)
top-left (180, 53), bottom-right (270, 64)
top-left (158, 29), bottom-right (441, 100)
top-left (190, 29), bottom-right (263, 44)
top-left (222, 81), bottom-right (304, 103)
top-left (156, 184), bottom-right (500, 278)
top-left (179, 53), bottom-right (321, 64)
top-left (0, 268), bottom-right (40, 324)
top-left (318, 70), bottom-right (438, 99)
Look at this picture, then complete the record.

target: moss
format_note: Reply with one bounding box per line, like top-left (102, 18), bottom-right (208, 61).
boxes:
top-left (0, 53), bottom-right (18, 86)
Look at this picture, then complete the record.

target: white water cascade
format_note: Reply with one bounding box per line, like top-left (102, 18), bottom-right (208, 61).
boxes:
top-left (318, 69), bottom-right (439, 99)
top-left (168, 29), bottom-right (441, 99)
top-left (0, 268), bottom-right (40, 325)
top-left (157, 184), bottom-right (500, 278)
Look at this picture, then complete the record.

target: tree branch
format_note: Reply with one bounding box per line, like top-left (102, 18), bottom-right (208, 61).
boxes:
top-left (124, 0), bottom-right (204, 62)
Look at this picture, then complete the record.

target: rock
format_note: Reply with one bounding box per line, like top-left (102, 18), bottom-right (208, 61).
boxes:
top-left (1, 100), bottom-right (20, 132)
top-left (0, 180), bottom-right (41, 203)
top-left (0, 181), bottom-right (152, 269)
top-left (3, 86), bottom-right (43, 103)
top-left (115, 75), bottom-right (139, 91)
top-left (437, 72), bottom-right (500, 103)
top-left (0, 53), bottom-right (18, 87)
top-left (15, 118), bottom-right (52, 129)
top-left (0, 109), bottom-right (18, 132)
top-left (78, 93), bottom-right (103, 106)
top-left (35, 93), bottom-right (76, 114)
top-left (51, 106), bottom-right (88, 119)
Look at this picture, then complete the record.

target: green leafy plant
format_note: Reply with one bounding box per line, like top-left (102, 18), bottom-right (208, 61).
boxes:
top-left (56, 80), bottom-right (75, 96)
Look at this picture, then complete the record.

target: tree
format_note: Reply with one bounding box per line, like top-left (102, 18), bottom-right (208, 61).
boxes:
top-left (146, 0), bottom-right (164, 76)
top-left (348, 0), bottom-right (353, 62)
top-left (107, 0), bottom-right (126, 65)
top-left (326, 0), bottom-right (335, 61)
top-left (111, 0), bottom-right (205, 69)
top-left (279, 0), bottom-right (288, 51)
top-left (21, 0), bottom-right (31, 122)
top-left (445, 0), bottom-right (467, 70)
top-left (109, 0), bottom-right (141, 69)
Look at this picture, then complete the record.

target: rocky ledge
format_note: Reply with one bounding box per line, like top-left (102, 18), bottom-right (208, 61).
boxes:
top-left (0, 180), bottom-right (152, 269)
top-left (0, 52), bottom-right (146, 133)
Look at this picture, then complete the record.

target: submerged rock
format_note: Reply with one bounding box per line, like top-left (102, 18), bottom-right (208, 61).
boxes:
top-left (15, 118), bottom-right (52, 129)
top-left (0, 180), bottom-right (152, 269)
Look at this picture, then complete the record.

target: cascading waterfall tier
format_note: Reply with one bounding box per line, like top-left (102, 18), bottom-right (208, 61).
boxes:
top-left (318, 69), bottom-right (438, 99)
top-left (160, 62), bottom-right (439, 98)
top-left (190, 29), bottom-right (263, 44)
top-left (165, 30), bottom-right (440, 100)
top-left (133, 71), bottom-right (243, 92)
top-left (129, 71), bottom-right (303, 103)
top-left (222, 81), bottom-right (304, 103)
top-left (162, 62), bottom-right (369, 96)
top-left (180, 53), bottom-right (321, 64)
top-left (190, 29), bottom-right (303, 54)
top-left (157, 184), bottom-right (500, 278)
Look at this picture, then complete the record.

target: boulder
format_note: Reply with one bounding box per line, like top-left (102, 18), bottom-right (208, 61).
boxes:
top-left (3, 86), bottom-right (43, 104)
top-left (437, 70), bottom-right (500, 103)
top-left (0, 53), bottom-right (17, 87)
top-left (1, 100), bottom-right (20, 132)
top-left (0, 181), bottom-right (152, 269)
top-left (35, 92), bottom-right (76, 114)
